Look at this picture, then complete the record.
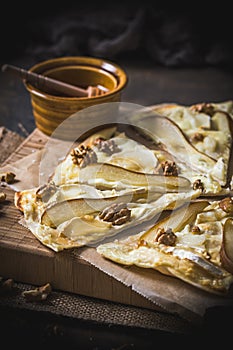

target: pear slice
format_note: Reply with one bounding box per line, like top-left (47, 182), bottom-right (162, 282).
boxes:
top-left (140, 200), bottom-right (209, 243)
top-left (41, 194), bottom-right (135, 228)
top-left (51, 183), bottom-right (121, 202)
top-left (41, 187), bottom-right (164, 228)
top-left (130, 112), bottom-right (217, 176)
top-left (164, 246), bottom-right (227, 278)
top-left (220, 218), bottom-right (233, 274)
top-left (78, 163), bottom-right (191, 191)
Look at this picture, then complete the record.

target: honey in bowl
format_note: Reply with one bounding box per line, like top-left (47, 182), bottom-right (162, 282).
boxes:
top-left (24, 56), bottom-right (128, 139)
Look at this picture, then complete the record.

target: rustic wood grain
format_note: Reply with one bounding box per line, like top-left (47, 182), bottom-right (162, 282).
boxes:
top-left (0, 127), bottom-right (25, 165)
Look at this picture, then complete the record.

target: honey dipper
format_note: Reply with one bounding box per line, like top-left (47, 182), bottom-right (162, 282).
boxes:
top-left (1, 64), bottom-right (108, 97)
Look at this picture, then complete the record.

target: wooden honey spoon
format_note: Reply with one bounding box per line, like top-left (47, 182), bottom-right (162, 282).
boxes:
top-left (1, 64), bottom-right (108, 98)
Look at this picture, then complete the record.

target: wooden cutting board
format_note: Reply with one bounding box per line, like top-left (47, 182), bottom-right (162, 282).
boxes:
top-left (0, 128), bottom-right (161, 312)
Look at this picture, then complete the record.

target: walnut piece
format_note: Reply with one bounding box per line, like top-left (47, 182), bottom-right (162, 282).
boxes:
top-left (22, 283), bottom-right (52, 302)
top-left (137, 239), bottom-right (148, 247)
top-left (94, 137), bottom-right (121, 155)
top-left (193, 179), bottom-right (204, 191)
top-left (191, 225), bottom-right (201, 234)
top-left (154, 227), bottom-right (177, 246)
top-left (161, 161), bottom-right (178, 176)
top-left (190, 103), bottom-right (215, 116)
top-left (36, 181), bottom-right (59, 202)
top-left (0, 171), bottom-right (16, 184)
top-left (190, 132), bottom-right (204, 143)
top-left (0, 192), bottom-right (6, 202)
top-left (70, 145), bottom-right (97, 168)
top-left (99, 202), bottom-right (131, 225)
top-left (219, 197), bottom-right (233, 214)
top-left (0, 277), bottom-right (14, 295)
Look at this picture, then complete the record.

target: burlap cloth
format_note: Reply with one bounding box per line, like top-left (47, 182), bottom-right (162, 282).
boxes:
top-left (0, 281), bottom-right (195, 335)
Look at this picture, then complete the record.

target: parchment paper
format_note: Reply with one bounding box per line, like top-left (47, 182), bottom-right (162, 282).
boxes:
top-left (0, 150), bottom-right (44, 191)
top-left (0, 136), bottom-right (71, 191)
top-left (78, 247), bottom-right (233, 325)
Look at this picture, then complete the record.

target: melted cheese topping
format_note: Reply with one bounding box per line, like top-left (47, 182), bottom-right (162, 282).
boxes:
top-left (153, 105), bottom-right (232, 191)
top-left (158, 105), bottom-right (211, 130)
top-left (154, 149), bottom-right (228, 195)
top-left (52, 133), bottom-right (158, 186)
top-left (93, 133), bottom-right (158, 172)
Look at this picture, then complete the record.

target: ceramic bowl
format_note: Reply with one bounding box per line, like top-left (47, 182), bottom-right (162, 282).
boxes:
top-left (25, 56), bottom-right (128, 139)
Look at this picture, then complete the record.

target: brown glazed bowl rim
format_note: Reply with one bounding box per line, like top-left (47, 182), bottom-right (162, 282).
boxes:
top-left (25, 56), bottom-right (128, 101)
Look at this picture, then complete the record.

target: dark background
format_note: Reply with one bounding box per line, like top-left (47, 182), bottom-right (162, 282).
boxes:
top-left (0, 2), bottom-right (233, 136)
top-left (0, 2), bottom-right (233, 348)
top-left (1, 2), bottom-right (233, 67)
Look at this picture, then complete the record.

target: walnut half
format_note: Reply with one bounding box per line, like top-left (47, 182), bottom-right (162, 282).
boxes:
top-left (154, 227), bottom-right (177, 246)
top-left (36, 181), bottom-right (59, 202)
top-left (22, 283), bottom-right (52, 302)
top-left (190, 103), bottom-right (215, 116)
top-left (219, 197), bottom-right (233, 214)
top-left (70, 145), bottom-right (97, 168)
top-left (155, 161), bottom-right (179, 176)
top-left (0, 171), bottom-right (16, 184)
top-left (193, 179), bottom-right (204, 192)
top-left (99, 202), bottom-right (131, 225)
top-left (94, 137), bottom-right (121, 155)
